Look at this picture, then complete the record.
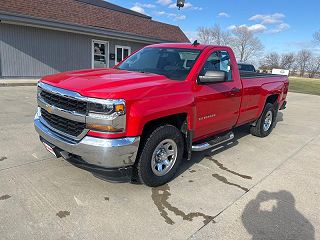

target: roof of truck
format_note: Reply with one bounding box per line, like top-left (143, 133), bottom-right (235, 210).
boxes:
top-left (147, 43), bottom-right (230, 50)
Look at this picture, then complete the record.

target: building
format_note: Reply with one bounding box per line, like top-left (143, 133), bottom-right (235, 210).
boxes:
top-left (0, 0), bottom-right (189, 78)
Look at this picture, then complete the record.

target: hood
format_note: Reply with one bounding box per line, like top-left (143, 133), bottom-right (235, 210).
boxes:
top-left (41, 68), bottom-right (184, 100)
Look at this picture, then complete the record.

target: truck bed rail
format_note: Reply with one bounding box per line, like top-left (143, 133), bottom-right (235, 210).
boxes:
top-left (240, 72), bottom-right (283, 79)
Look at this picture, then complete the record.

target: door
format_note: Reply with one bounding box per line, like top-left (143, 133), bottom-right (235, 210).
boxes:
top-left (194, 50), bottom-right (242, 139)
top-left (92, 40), bottom-right (109, 68)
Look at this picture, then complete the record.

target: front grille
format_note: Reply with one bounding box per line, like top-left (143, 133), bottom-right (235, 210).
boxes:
top-left (40, 90), bottom-right (87, 114)
top-left (41, 108), bottom-right (86, 137)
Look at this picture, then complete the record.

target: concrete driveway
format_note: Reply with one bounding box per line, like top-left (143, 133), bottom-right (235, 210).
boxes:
top-left (0, 86), bottom-right (319, 240)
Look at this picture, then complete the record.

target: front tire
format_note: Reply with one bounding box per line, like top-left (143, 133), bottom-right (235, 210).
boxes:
top-left (250, 103), bottom-right (277, 138)
top-left (136, 125), bottom-right (184, 187)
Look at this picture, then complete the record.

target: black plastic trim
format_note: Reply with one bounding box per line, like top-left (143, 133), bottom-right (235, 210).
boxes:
top-left (279, 101), bottom-right (287, 110)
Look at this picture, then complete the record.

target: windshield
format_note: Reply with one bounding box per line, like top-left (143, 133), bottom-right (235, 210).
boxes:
top-left (117, 47), bottom-right (201, 81)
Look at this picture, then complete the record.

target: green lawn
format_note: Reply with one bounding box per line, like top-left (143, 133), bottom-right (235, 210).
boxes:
top-left (289, 77), bottom-right (320, 96)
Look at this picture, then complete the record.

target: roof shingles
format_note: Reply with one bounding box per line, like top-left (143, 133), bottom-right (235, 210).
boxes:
top-left (0, 0), bottom-right (189, 42)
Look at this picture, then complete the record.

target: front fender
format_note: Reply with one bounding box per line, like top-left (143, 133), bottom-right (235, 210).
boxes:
top-left (125, 93), bottom-right (195, 136)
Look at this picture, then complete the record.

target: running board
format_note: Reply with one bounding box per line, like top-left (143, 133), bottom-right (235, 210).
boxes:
top-left (192, 132), bottom-right (234, 152)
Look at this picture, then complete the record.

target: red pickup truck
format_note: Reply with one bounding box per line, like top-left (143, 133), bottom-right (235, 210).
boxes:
top-left (34, 43), bottom-right (288, 187)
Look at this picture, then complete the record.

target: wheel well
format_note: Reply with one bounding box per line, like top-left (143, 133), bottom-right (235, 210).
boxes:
top-left (252, 94), bottom-right (280, 127)
top-left (266, 94), bottom-right (279, 105)
top-left (141, 113), bottom-right (187, 138)
top-left (132, 113), bottom-right (188, 181)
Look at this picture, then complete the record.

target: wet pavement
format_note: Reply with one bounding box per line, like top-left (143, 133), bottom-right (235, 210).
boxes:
top-left (0, 86), bottom-right (319, 239)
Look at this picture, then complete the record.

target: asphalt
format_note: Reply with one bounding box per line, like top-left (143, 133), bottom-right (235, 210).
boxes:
top-left (0, 86), bottom-right (319, 240)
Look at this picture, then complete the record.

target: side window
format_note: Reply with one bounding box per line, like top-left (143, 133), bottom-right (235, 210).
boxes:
top-left (200, 50), bottom-right (233, 81)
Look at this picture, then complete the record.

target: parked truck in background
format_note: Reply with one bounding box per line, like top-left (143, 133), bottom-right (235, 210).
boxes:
top-left (34, 43), bottom-right (288, 187)
top-left (238, 63), bottom-right (256, 72)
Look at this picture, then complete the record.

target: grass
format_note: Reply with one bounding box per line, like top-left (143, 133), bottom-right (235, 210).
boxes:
top-left (289, 77), bottom-right (320, 96)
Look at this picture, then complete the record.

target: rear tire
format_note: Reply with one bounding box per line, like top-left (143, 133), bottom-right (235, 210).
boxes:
top-left (136, 125), bottom-right (184, 187)
top-left (250, 103), bottom-right (277, 138)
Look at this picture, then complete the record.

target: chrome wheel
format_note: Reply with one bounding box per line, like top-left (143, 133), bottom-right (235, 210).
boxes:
top-left (151, 139), bottom-right (178, 176)
top-left (263, 110), bottom-right (273, 131)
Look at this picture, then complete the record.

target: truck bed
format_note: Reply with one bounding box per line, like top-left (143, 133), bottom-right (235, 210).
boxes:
top-left (240, 72), bottom-right (283, 79)
top-left (237, 72), bottom-right (289, 127)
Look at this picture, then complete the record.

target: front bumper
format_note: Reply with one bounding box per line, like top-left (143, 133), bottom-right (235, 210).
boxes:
top-left (34, 112), bottom-right (140, 171)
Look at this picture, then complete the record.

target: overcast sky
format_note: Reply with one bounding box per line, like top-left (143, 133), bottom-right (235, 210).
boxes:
top-left (108, 0), bottom-right (320, 54)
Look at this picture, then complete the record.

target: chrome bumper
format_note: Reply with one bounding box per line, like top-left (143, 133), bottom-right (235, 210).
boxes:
top-left (34, 112), bottom-right (140, 169)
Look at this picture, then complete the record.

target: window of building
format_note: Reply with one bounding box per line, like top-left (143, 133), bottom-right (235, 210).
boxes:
top-left (115, 46), bottom-right (131, 64)
top-left (92, 40), bottom-right (109, 68)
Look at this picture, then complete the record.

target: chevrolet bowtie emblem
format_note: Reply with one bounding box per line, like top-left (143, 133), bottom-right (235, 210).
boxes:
top-left (46, 105), bottom-right (54, 113)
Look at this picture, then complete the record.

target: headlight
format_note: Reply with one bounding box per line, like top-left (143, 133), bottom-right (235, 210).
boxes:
top-left (86, 99), bottom-right (126, 133)
top-left (88, 102), bottom-right (125, 119)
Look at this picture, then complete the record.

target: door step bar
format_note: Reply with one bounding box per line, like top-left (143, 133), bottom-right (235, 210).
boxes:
top-left (192, 132), bottom-right (234, 152)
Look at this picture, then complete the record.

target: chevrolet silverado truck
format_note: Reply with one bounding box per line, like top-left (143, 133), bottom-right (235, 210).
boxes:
top-left (34, 43), bottom-right (288, 187)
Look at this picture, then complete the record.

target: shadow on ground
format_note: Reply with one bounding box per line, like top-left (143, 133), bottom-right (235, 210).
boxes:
top-left (242, 190), bottom-right (315, 240)
top-left (84, 112), bottom-right (285, 183)
top-left (178, 124), bottom-right (250, 176)
top-left (178, 112), bottom-right (284, 176)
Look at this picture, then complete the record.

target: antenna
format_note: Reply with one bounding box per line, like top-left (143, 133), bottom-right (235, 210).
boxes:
top-left (192, 40), bottom-right (200, 46)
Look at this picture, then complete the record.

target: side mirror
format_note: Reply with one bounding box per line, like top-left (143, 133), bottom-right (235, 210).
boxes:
top-left (198, 70), bottom-right (227, 84)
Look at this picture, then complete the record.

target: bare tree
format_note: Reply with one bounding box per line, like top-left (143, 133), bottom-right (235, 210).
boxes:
top-left (260, 52), bottom-right (296, 72)
top-left (280, 53), bottom-right (295, 69)
top-left (210, 24), bottom-right (232, 46)
top-left (197, 24), bottom-right (232, 46)
top-left (306, 56), bottom-right (320, 78)
top-left (231, 26), bottom-right (264, 62)
top-left (295, 49), bottom-right (312, 77)
top-left (260, 52), bottom-right (280, 70)
top-left (314, 31), bottom-right (320, 44)
top-left (198, 27), bottom-right (213, 44)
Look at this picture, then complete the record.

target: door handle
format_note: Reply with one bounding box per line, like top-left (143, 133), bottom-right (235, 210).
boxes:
top-left (229, 87), bottom-right (241, 96)
top-left (230, 87), bottom-right (241, 93)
